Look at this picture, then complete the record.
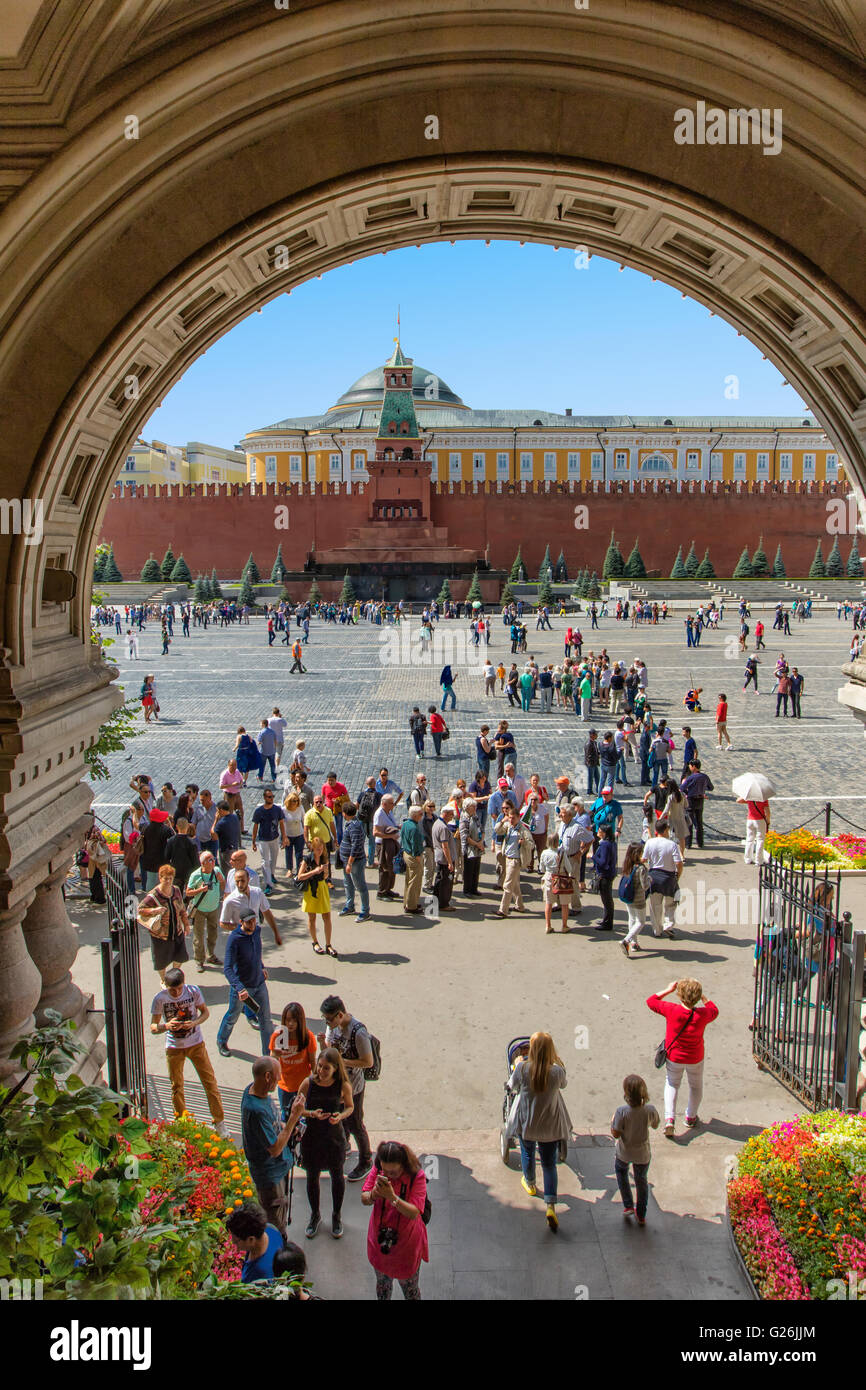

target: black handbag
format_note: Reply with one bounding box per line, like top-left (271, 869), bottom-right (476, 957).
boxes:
top-left (654, 1008), bottom-right (695, 1069)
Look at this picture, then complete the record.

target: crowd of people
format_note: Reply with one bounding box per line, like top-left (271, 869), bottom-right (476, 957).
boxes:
top-left (81, 576), bottom-right (865, 1296)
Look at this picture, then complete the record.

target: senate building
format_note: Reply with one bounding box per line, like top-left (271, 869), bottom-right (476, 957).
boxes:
top-left (241, 341), bottom-right (847, 490)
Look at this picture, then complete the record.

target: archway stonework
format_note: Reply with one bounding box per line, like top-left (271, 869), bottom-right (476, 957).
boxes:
top-left (0, 0), bottom-right (864, 1070)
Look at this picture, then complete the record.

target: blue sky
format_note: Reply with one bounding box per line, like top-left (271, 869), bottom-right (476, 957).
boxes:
top-left (142, 240), bottom-right (811, 447)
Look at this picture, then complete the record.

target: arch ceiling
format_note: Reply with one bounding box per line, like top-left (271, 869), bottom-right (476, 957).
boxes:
top-left (0, 0), bottom-right (864, 679)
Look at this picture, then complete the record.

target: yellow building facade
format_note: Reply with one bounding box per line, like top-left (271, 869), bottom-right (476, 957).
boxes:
top-left (242, 353), bottom-right (847, 489)
top-left (118, 438), bottom-right (247, 487)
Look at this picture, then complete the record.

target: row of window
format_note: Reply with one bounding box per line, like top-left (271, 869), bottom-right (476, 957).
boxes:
top-left (259, 450), bottom-right (837, 481)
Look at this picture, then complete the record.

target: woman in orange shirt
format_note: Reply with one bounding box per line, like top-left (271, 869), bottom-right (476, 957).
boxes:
top-left (269, 1000), bottom-right (318, 1121)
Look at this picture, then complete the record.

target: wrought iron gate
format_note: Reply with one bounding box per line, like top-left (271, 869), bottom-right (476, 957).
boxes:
top-left (101, 858), bottom-right (148, 1116)
top-left (753, 857), bottom-right (865, 1110)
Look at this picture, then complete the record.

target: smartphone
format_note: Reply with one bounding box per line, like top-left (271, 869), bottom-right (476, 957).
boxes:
top-left (243, 994), bottom-right (261, 1016)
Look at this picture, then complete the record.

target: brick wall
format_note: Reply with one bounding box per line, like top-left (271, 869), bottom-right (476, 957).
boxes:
top-left (103, 480), bottom-right (843, 580)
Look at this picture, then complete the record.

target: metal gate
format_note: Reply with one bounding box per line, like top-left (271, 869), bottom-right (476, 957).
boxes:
top-left (101, 857), bottom-right (148, 1116)
top-left (753, 857), bottom-right (865, 1110)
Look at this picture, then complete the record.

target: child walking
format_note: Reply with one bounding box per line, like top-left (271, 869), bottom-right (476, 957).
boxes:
top-left (620, 842), bottom-right (650, 958)
top-left (610, 1074), bottom-right (659, 1225)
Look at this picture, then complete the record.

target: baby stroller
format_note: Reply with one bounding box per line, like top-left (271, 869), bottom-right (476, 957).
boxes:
top-left (499, 1036), bottom-right (568, 1166)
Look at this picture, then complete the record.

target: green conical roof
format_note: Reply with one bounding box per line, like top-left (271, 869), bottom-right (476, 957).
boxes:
top-left (385, 340), bottom-right (411, 369)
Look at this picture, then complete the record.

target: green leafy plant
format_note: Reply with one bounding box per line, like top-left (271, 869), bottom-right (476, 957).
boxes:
top-left (465, 568), bottom-right (483, 604)
top-left (772, 543), bottom-right (786, 578)
top-left (140, 555), bottom-right (162, 583)
top-left (436, 576), bottom-right (452, 605)
top-left (808, 541), bottom-right (826, 579)
top-left (84, 697), bottom-right (142, 781)
top-left (170, 554), bottom-right (192, 584)
top-left (0, 1014), bottom-right (217, 1299)
top-left (270, 545), bottom-right (288, 584)
top-left (243, 553), bottom-right (262, 585)
top-left (623, 538), bottom-right (647, 579)
top-left (825, 537), bottom-right (844, 578)
top-left (670, 546), bottom-right (687, 579)
top-left (750, 536), bottom-right (770, 577)
top-left (695, 548), bottom-right (715, 579)
top-left (683, 541), bottom-right (699, 577)
top-left (602, 531), bottom-right (624, 580)
top-left (160, 546), bottom-right (176, 581)
top-left (733, 547), bottom-right (753, 579)
top-left (339, 571), bottom-right (356, 605)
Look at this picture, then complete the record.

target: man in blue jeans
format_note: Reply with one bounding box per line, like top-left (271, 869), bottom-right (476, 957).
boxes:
top-left (217, 869), bottom-right (276, 1056)
top-left (337, 802), bottom-right (370, 920)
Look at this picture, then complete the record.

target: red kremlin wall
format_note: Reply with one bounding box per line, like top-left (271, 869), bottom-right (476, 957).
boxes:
top-left (103, 478), bottom-right (844, 586)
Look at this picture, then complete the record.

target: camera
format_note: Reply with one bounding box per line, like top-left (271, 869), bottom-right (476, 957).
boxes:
top-left (377, 1225), bottom-right (399, 1255)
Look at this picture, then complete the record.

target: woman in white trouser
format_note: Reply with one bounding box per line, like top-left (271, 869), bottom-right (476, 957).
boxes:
top-left (646, 978), bottom-right (719, 1137)
top-left (620, 843), bottom-right (650, 958)
top-left (738, 797), bottom-right (770, 865)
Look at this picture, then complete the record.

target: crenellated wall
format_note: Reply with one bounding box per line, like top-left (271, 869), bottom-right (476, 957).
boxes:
top-left (103, 479), bottom-right (848, 580)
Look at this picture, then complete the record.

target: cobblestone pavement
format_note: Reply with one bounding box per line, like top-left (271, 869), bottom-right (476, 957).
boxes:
top-left (70, 608), bottom-right (865, 1297)
top-left (94, 609), bottom-right (866, 845)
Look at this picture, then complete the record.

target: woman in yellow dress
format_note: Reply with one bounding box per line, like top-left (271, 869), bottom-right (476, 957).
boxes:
top-left (296, 834), bottom-right (336, 957)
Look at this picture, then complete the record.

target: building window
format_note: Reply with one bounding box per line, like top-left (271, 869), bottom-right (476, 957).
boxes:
top-left (710, 452), bottom-right (723, 478)
top-left (779, 453), bottom-right (792, 476)
top-left (520, 452), bottom-right (533, 480)
top-left (496, 452), bottom-right (509, 479)
top-left (352, 453), bottom-right (365, 471)
top-left (567, 452), bottom-right (580, 477)
top-left (803, 453), bottom-right (815, 476)
top-left (686, 450), bottom-right (701, 470)
top-left (733, 453), bottom-right (746, 474)
top-left (124, 458), bottom-right (135, 471)
top-left (329, 454), bottom-right (341, 475)
top-left (614, 451), bottom-right (628, 472)
top-left (826, 453), bottom-right (838, 477)
top-left (211, 468), bottom-right (221, 481)
top-left (449, 452), bottom-right (461, 479)
top-left (591, 452), bottom-right (603, 475)
top-left (170, 458), bottom-right (177, 472)
top-left (640, 454), bottom-right (672, 474)
top-left (307, 457), bottom-right (316, 482)
top-left (265, 455), bottom-right (277, 480)
top-left (290, 454), bottom-right (301, 475)
top-left (428, 452), bottom-right (438, 481)
top-left (473, 452), bottom-right (486, 477)
top-left (544, 452), bottom-right (557, 479)
top-left (756, 453), bottom-right (769, 474)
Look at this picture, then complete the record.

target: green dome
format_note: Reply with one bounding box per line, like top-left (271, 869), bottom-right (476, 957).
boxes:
top-left (330, 362), bottom-right (467, 411)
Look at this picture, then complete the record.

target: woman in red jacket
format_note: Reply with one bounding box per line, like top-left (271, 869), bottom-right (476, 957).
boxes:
top-left (646, 978), bottom-right (718, 1137)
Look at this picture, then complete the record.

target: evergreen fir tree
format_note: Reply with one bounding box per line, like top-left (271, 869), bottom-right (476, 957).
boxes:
top-left (825, 536), bottom-right (844, 577)
top-left (538, 544), bottom-right (553, 582)
top-left (772, 544), bottom-right (786, 578)
top-left (670, 547), bottom-right (687, 580)
top-left (238, 571), bottom-right (257, 608)
top-left (500, 580), bottom-right (516, 606)
top-left (210, 568), bottom-right (223, 599)
top-left (554, 549), bottom-right (568, 583)
top-left (170, 553), bottom-right (193, 584)
top-left (683, 541), bottom-right (699, 577)
top-left (243, 552), bottom-right (262, 585)
top-left (603, 531), bottom-right (624, 580)
top-left (339, 571), bottom-right (357, 605)
top-left (573, 569), bottom-right (587, 598)
top-left (93, 549), bottom-right (108, 582)
top-left (751, 535), bottom-right (770, 577)
top-left (194, 574), bottom-right (208, 603)
top-left (808, 541), bottom-right (826, 578)
top-left (732, 547), bottom-right (753, 579)
top-left (466, 569), bottom-right (484, 604)
top-left (537, 573), bottom-right (555, 608)
top-left (102, 546), bottom-right (123, 583)
top-left (271, 544), bottom-right (288, 583)
top-left (623, 539), bottom-right (647, 579)
top-left (695, 548), bottom-right (715, 579)
top-left (140, 554), bottom-right (162, 583)
top-left (307, 578), bottom-right (323, 606)
top-left (437, 577), bottom-right (453, 606)
top-left (847, 534), bottom-right (864, 578)
top-left (509, 547), bottom-right (526, 583)
top-left (201, 575), bottom-right (213, 601)
top-left (586, 572), bottom-right (601, 601)
top-left (160, 546), bottom-right (176, 581)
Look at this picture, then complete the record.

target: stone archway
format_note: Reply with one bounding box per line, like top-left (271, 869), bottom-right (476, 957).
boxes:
top-left (0, 0), bottom-right (864, 1071)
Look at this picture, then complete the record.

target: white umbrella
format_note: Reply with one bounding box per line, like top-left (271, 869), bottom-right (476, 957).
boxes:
top-left (472, 600), bottom-right (482, 609)
top-left (732, 772), bottom-right (777, 801)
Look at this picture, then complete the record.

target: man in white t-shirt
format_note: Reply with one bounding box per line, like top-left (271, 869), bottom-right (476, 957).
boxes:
top-left (641, 821), bottom-right (683, 939)
top-left (151, 967), bottom-right (229, 1135)
top-left (268, 708), bottom-right (288, 765)
top-left (221, 875), bottom-right (281, 943)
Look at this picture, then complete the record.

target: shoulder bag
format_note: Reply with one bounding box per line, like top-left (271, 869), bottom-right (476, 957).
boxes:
top-left (654, 1007), bottom-right (695, 1070)
top-left (551, 850), bottom-right (575, 897)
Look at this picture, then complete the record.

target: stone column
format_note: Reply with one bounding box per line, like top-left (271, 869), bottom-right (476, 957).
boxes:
top-left (22, 862), bottom-right (88, 1026)
top-left (837, 658), bottom-right (866, 736)
top-left (0, 897), bottom-right (40, 1080)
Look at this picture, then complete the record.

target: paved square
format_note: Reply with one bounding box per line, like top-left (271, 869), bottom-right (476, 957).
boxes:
top-left (68, 603), bottom-right (866, 1298)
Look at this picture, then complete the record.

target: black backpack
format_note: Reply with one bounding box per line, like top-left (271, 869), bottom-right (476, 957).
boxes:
top-left (348, 1019), bottom-right (382, 1081)
top-left (357, 789), bottom-right (377, 824)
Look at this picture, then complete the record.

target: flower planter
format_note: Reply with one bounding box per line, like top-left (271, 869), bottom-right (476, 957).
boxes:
top-left (726, 1201), bottom-right (759, 1300)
